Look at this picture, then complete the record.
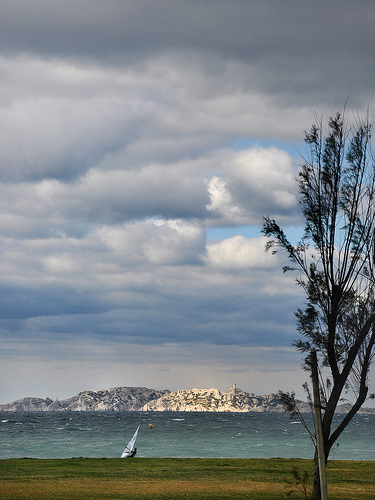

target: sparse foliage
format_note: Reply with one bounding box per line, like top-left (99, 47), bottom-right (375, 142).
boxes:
top-left (262, 112), bottom-right (375, 499)
top-left (278, 390), bottom-right (315, 445)
top-left (285, 466), bottom-right (311, 500)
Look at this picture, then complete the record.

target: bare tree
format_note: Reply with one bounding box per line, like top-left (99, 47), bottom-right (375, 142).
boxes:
top-left (262, 112), bottom-right (375, 499)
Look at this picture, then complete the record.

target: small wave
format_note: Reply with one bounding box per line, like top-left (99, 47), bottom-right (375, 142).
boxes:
top-left (1, 420), bottom-right (8, 423)
top-left (172, 418), bottom-right (185, 421)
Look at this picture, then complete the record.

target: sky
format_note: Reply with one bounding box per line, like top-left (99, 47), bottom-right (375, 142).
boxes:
top-left (1, 0), bottom-right (375, 404)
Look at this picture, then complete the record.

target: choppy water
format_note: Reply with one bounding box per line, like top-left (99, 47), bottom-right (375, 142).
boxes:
top-left (1, 411), bottom-right (374, 461)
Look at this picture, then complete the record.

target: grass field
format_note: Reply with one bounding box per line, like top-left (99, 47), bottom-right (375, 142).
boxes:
top-left (1, 457), bottom-right (374, 499)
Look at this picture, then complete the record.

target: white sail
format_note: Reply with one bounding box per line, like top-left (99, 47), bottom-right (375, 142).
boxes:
top-left (121, 425), bottom-right (140, 458)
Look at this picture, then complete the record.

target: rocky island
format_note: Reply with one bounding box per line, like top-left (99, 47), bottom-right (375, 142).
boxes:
top-left (1, 384), bottom-right (374, 413)
top-left (0, 387), bottom-right (169, 412)
top-left (140, 385), bottom-right (308, 412)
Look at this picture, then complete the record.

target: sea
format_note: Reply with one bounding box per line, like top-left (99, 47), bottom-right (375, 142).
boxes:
top-left (1, 411), bottom-right (374, 461)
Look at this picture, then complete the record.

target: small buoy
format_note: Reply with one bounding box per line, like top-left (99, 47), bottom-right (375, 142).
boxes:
top-left (149, 424), bottom-right (153, 429)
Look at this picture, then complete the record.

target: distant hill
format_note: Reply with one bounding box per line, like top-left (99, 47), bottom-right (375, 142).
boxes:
top-left (140, 386), bottom-right (307, 412)
top-left (1, 385), bottom-right (375, 413)
top-left (0, 387), bottom-right (169, 412)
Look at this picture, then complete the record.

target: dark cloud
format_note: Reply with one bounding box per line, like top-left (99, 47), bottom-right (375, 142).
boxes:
top-left (0, 283), bottom-right (107, 320)
top-left (0, 265), bottom-right (299, 346)
top-left (68, 168), bottom-right (212, 223)
top-left (1, 1), bottom-right (374, 104)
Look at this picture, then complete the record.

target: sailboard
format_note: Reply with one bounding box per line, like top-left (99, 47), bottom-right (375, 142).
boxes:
top-left (121, 425), bottom-right (140, 458)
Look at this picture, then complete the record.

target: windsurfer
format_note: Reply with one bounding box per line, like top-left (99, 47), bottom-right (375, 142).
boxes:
top-left (121, 425), bottom-right (140, 458)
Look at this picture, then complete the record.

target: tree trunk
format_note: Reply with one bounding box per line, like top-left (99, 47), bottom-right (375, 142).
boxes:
top-left (310, 349), bottom-right (328, 500)
top-left (312, 448), bottom-right (330, 499)
top-left (312, 451), bottom-right (321, 500)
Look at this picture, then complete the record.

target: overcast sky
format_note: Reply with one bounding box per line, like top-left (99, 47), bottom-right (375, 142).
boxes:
top-left (1, 1), bottom-right (375, 404)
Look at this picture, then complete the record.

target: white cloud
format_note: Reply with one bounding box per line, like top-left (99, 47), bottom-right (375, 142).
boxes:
top-left (206, 147), bottom-right (298, 226)
top-left (207, 176), bottom-right (249, 226)
top-left (98, 219), bottom-right (206, 266)
top-left (142, 219), bottom-right (206, 265)
top-left (0, 57), bottom-right (142, 182)
top-left (226, 147), bottom-right (297, 214)
top-left (0, 144), bottom-right (298, 241)
top-left (0, 52), bottom-right (325, 186)
top-left (205, 235), bottom-right (277, 270)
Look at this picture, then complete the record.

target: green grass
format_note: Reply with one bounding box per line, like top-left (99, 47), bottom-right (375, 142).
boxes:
top-left (0, 457), bottom-right (374, 499)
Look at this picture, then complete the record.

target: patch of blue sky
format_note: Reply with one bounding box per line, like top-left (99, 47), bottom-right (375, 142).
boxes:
top-left (206, 225), bottom-right (261, 241)
top-left (231, 138), bottom-right (305, 159)
top-left (206, 224), bottom-right (304, 244)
